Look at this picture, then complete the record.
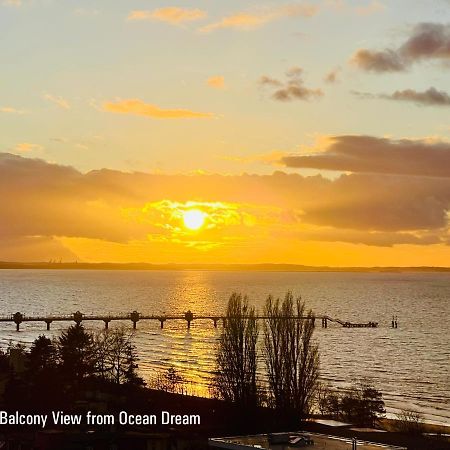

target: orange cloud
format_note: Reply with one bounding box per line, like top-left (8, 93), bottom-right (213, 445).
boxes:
top-left (200, 3), bottom-right (318, 32)
top-left (0, 106), bottom-right (27, 114)
top-left (128, 7), bottom-right (206, 24)
top-left (102, 99), bottom-right (214, 119)
top-left (13, 143), bottom-right (43, 153)
top-left (207, 76), bottom-right (225, 89)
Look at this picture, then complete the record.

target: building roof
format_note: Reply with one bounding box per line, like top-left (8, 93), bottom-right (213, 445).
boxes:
top-left (209, 432), bottom-right (407, 450)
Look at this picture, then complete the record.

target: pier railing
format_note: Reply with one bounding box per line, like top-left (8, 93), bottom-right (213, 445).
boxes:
top-left (0, 311), bottom-right (379, 331)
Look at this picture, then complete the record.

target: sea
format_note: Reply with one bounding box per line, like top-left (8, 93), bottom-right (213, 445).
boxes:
top-left (0, 269), bottom-right (448, 426)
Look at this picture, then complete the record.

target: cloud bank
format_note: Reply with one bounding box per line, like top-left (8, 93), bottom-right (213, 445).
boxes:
top-left (281, 135), bottom-right (450, 178)
top-left (0, 149), bottom-right (448, 263)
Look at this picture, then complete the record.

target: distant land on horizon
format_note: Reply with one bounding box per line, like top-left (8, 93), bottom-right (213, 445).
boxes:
top-left (0, 261), bottom-right (449, 273)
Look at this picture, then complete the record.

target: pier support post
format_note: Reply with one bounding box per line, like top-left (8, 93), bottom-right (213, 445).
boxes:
top-left (159, 318), bottom-right (166, 329)
top-left (130, 311), bottom-right (140, 330)
top-left (13, 312), bottom-right (23, 332)
top-left (213, 318), bottom-right (219, 328)
top-left (103, 319), bottom-right (110, 330)
top-left (73, 311), bottom-right (83, 325)
top-left (184, 310), bottom-right (194, 330)
top-left (312, 316), bottom-right (316, 328)
top-left (45, 319), bottom-right (52, 331)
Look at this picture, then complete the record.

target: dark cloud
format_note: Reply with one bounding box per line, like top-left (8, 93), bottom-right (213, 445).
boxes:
top-left (259, 67), bottom-right (323, 101)
top-left (291, 229), bottom-right (441, 247)
top-left (259, 75), bottom-right (283, 87)
top-left (352, 87), bottom-right (450, 106)
top-left (400, 22), bottom-right (450, 61)
top-left (387, 87), bottom-right (450, 106)
top-left (352, 22), bottom-right (450, 72)
top-left (301, 172), bottom-right (450, 231)
top-left (281, 135), bottom-right (450, 178)
top-left (351, 49), bottom-right (405, 72)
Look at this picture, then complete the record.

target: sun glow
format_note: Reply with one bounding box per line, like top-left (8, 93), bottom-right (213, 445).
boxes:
top-left (183, 209), bottom-right (206, 230)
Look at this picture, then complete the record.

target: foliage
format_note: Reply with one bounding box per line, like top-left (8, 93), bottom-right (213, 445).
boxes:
top-left (93, 327), bottom-right (144, 386)
top-left (151, 366), bottom-right (187, 394)
top-left (315, 382), bottom-right (340, 417)
top-left (213, 293), bottom-right (260, 408)
top-left (29, 335), bottom-right (58, 373)
top-left (317, 381), bottom-right (386, 427)
top-left (263, 292), bottom-right (319, 419)
top-left (57, 324), bottom-right (96, 382)
top-left (0, 348), bottom-right (9, 373)
top-left (394, 409), bottom-right (425, 434)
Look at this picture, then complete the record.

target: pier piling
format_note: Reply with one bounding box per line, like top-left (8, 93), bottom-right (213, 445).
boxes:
top-left (130, 311), bottom-right (140, 330)
top-left (73, 311), bottom-right (83, 325)
top-left (184, 310), bottom-right (194, 329)
top-left (13, 312), bottom-right (23, 332)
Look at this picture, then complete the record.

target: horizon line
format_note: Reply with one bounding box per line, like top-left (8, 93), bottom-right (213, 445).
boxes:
top-left (0, 261), bottom-right (449, 272)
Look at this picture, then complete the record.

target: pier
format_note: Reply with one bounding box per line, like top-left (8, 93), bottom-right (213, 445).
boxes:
top-left (0, 311), bottom-right (378, 331)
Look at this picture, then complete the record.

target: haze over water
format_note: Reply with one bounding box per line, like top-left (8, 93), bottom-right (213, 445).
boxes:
top-left (0, 269), bottom-right (448, 426)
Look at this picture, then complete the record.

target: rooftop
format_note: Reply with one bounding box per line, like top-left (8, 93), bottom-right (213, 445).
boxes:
top-left (209, 432), bottom-right (407, 450)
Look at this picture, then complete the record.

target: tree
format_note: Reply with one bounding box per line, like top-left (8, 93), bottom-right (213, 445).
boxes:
top-left (93, 327), bottom-right (144, 386)
top-left (57, 324), bottom-right (95, 383)
top-left (213, 293), bottom-right (259, 408)
top-left (263, 292), bottom-right (319, 420)
top-left (151, 366), bottom-right (186, 394)
top-left (394, 409), bottom-right (424, 434)
top-left (29, 335), bottom-right (57, 374)
top-left (339, 382), bottom-right (386, 427)
top-left (316, 382), bottom-right (341, 417)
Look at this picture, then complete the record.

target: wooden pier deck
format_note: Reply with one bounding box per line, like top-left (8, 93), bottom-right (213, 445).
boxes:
top-left (0, 311), bottom-right (379, 331)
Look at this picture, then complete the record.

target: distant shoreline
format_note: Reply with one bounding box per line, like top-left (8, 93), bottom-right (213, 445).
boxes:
top-left (1, 262), bottom-right (449, 272)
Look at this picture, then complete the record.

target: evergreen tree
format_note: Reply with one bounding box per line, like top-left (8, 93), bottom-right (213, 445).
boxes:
top-left (57, 324), bottom-right (95, 383)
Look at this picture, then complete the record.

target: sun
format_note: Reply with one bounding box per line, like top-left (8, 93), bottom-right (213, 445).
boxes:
top-left (183, 209), bottom-right (206, 231)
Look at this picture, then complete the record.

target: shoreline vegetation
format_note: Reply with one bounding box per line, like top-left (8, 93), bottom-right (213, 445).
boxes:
top-left (1, 261), bottom-right (450, 272)
top-left (0, 292), bottom-right (449, 449)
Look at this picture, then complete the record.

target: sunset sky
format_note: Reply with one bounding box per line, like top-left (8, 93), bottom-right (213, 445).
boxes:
top-left (1, 0), bottom-right (449, 266)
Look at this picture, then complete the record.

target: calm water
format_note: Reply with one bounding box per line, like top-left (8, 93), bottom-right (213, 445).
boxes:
top-left (0, 269), bottom-right (449, 425)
